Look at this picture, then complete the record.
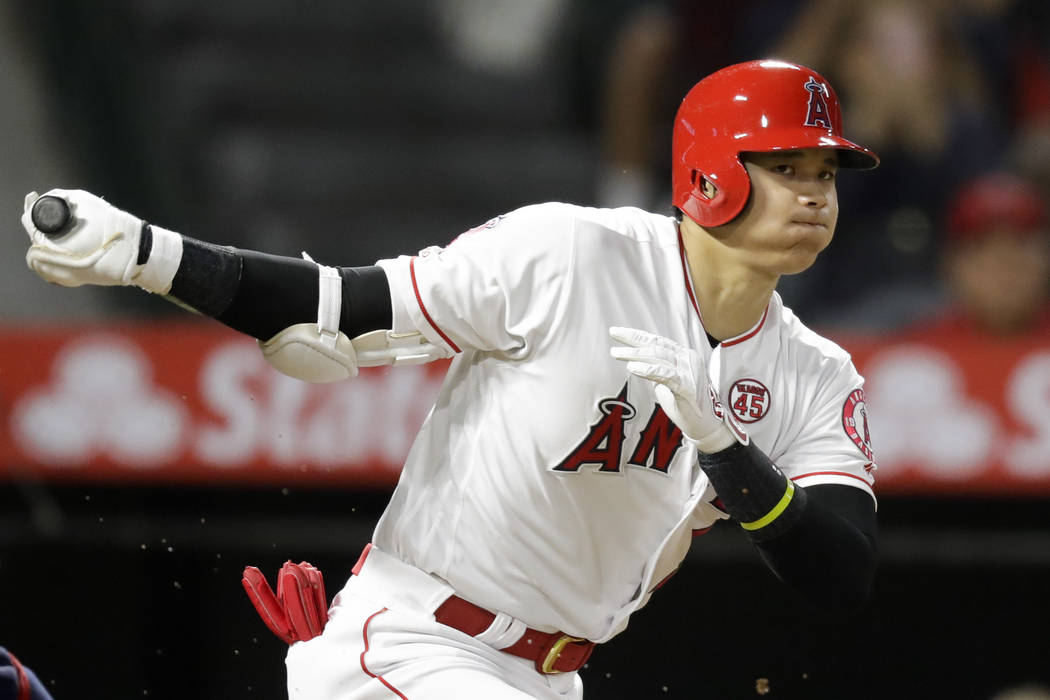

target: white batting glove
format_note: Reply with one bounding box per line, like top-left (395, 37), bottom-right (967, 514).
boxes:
top-left (21, 189), bottom-right (182, 294)
top-left (609, 326), bottom-right (744, 453)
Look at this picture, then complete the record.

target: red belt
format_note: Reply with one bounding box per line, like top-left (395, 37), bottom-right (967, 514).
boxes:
top-left (352, 544), bottom-right (595, 674)
top-left (433, 594), bottom-right (595, 674)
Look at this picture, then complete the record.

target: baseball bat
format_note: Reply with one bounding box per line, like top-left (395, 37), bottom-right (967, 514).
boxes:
top-left (30, 195), bottom-right (73, 237)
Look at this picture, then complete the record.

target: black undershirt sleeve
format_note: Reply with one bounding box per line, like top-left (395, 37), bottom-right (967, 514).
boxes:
top-left (698, 440), bottom-right (877, 617)
top-left (754, 483), bottom-right (878, 617)
top-left (167, 237), bottom-right (392, 341)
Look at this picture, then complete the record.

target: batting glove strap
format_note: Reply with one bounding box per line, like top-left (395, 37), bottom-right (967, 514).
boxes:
top-left (699, 440), bottom-right (807, 542)
top-left (132, 224), bottom-right (182, 295)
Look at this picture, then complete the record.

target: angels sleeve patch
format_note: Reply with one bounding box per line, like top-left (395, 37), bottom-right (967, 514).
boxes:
top-left (842, 388), bottom-right (875, 463)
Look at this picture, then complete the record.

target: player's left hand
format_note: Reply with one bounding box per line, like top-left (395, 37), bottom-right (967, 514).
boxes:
top-left (22, 189), bottom-right (152, 289)
top-left (242, 561), bottom-right (328, 644)
top-left (609, 327), bottom-right (743, 453)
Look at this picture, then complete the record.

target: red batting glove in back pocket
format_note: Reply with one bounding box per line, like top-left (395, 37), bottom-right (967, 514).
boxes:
top-left (242, 561), bottom-right (329, 644)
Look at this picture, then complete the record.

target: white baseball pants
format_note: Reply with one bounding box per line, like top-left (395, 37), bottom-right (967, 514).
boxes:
top-left (285, 546), bottom-right (584, 699)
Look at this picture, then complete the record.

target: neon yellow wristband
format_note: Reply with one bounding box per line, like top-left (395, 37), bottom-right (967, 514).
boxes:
top-left (739, 480), bottom-right (795, 531)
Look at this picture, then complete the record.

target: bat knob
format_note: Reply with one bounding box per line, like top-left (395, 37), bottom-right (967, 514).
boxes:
top-left (31, 195), bottom-right (73, 237)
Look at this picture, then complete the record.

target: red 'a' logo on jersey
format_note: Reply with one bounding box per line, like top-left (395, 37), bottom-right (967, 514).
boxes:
top-left (553, 383), bottom-right (685, 474)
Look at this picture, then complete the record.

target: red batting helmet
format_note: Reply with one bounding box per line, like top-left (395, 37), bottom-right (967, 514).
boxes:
top-left (672, 59), bottom-right (879, 227)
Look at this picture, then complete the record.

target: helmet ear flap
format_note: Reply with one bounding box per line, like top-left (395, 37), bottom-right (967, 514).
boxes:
top-left (681, 160), bottom-right (749, 228)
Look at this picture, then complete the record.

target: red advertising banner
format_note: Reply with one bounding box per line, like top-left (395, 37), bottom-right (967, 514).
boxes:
top-left (0, 321), bottom-right (1047, 494)
top-left (832, 328), bottom-right (1050, 496)
top-left (0, 321), bottom-right (446, 487)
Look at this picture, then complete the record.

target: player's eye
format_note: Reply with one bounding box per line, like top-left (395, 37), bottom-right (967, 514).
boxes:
top-left (773, 164), bottom-right (795, 175)
top-left (819, 170), bottom-right (837, 181)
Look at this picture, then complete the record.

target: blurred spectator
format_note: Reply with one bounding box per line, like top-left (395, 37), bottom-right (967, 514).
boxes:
top-left (1003, 1), bottom-right (1050, 197)
top-left (950, 0), bottom-right (1050, 196)
top-left (907, 171), bottom-right (1050, 339)
top-left (588, 0), bottom-right (805, 210)
top-left (593, 1), bottom-right (674, 210)
top-left (774, 0), bottom-right (1009, 327)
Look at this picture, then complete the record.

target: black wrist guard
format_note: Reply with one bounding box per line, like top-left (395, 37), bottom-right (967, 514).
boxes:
top-left (698, 440), bottom-right (807, 542)
top-left (169, 237), bottom-right (243, 317)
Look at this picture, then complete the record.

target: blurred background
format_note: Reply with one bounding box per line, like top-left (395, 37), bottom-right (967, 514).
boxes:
top-left (2, 0), bottom-right (1050, 697)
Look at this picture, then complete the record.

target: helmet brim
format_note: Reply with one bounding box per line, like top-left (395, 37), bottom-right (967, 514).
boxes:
top-left (834, 143), bottom-right (880, 170)
top-left (813, 134), bottom-right (879, 170)
top-left (740, 132), bottom-right (879, 170)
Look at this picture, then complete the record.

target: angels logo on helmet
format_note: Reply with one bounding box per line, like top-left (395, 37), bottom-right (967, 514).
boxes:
top-left (803, 77), bottom-right (832, 129)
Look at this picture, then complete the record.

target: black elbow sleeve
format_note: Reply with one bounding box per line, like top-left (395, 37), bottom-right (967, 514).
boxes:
top-left (217, 253), bottom-right (393, 340)
top-left (169, 239), bottom-right (392, 341)
top-left (339, 265), bottom-right (392, 337)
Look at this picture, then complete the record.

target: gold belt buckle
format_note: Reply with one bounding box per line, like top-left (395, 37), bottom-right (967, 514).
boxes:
top-left (541, 634), bottom-right (585, 674)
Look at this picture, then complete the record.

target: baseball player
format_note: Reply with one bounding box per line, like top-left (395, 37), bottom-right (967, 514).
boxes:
top-left (21, 60), bottom-right (878, 698)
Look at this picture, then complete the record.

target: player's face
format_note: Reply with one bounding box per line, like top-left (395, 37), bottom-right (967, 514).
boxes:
top-left (723, 149), bottom-right (839, 275)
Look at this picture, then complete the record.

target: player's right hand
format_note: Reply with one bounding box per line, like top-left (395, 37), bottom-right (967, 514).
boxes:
top-left (609, 326), bottom-right (743, 453)
top-left (22, 188), bottom-right (155, 290)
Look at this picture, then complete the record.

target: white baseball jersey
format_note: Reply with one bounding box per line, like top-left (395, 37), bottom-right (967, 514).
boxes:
top-left (374, 202), bottom-right (876, 644)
